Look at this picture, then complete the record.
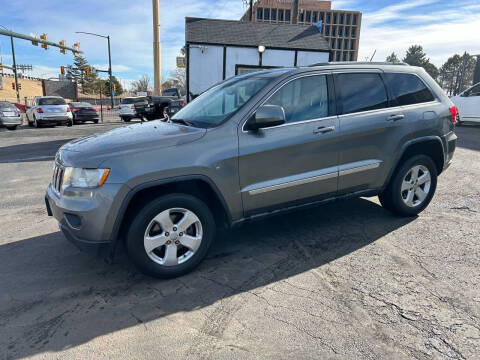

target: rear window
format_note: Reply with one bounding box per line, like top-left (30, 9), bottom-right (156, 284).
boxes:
top-left (121, 97), bottom-right (146, 104)
top-left (0, 102), bottom-right (15, 109)
top-left (39, 97), bottom-right (66, 105)
top-left (70, 102), bottom-right (92, 107)
top-left (337, 73), bottom-right (388, 115)
top-left (162, 89), bottom-right (178, 96)
top-left (384, 73), bottom-right (435, 106)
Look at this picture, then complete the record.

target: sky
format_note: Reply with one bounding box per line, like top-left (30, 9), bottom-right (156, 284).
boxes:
top-left (1, 0), bottom-right (479, 89)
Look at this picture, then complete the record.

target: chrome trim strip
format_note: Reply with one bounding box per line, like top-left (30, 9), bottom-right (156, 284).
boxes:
top-left (248, 172), bottom-right (337, 195)
top-left (339, 162), bottom-right (381, 176)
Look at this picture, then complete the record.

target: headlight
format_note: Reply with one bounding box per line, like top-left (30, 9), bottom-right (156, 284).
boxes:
top-left (63, 167), bottom-right (110, 188)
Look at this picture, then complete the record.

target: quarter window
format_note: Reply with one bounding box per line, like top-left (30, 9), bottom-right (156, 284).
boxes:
top-left (337, 73), bottom-right (388, 115)
top-left (384, 73), bottom-right (435, 106)
top-left (265, 75), bottom-right (329, 124)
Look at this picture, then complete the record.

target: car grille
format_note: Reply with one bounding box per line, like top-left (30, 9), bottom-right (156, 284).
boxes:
top-left (52, 163), bottom-right (65, 193)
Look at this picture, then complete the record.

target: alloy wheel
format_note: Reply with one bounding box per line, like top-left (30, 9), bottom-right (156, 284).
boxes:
top-left (401, 165), bottom-right (431, 207)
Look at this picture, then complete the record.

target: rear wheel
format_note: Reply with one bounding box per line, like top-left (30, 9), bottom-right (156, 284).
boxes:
top-left (379, 155), bottom-right (437, 216)
top-left (6, 126), bottom-right (17, 131)
top-left (126, 194), bottom-right (216, 278)
top-left (121, 116), bottom-right (131, 122)
top-left (33, 116), bottom-right (41, 128)
top-left (93, 119), bottom-right (99, 124)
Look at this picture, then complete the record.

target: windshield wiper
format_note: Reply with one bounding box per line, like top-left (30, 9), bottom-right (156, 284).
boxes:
top-left (169, 118), bottom-right (194, 127)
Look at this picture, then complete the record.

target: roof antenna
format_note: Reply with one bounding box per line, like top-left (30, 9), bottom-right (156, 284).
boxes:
top-left (369, 49), bottom-right (377, 62)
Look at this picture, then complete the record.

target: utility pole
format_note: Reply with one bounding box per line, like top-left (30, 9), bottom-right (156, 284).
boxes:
top-left (292, 0), bottom-right (299, 24)
top-left (152, 0), bottom-right (162, 96)
top-left (249, 0), bottom-right (253, 21)
top-left (107, 35), bottom-right (114, 108)
top-left (10, 34), bottom-right (20, 103)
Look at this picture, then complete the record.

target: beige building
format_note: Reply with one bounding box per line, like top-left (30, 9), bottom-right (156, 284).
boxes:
top-left (241, 0), bottom-right (362, 62)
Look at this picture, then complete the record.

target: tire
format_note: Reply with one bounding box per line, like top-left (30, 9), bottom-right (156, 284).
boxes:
top-left (126, 193), bottom-right (216, 278)
top-left (33, 116), bottom-right (41, 128)
top-left (121, 116), bottom-right (131, 122)
top-left (93, 119), bottom-right (99, 124)
top-left (379, 155), bottom-right (437, 217)
top-left (6, 126), bottom-right (17, 131)
top-left (66, 119), bottom-right (73, 127)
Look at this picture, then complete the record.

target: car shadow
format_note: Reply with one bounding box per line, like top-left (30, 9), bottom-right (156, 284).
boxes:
top-left (0, 198), bottom-right (415, 359)
top-left (455, 125), bottom-right (480, 152)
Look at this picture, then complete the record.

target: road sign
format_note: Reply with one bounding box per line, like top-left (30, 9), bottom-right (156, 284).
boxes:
top-left (176, 56), bottom-right (185, 68)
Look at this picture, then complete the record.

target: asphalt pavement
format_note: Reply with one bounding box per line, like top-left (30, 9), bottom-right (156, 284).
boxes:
top-left (0, 123), bottom-right (479, 359)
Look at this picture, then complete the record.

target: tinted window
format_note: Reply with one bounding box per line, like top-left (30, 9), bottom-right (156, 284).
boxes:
top-left (337, 73), bottom-right (388, 115)
top-left (265, 75), bottom-right (329, 123)
top-left (384, 73), bottom-right (435, 106)
top-left (39, 97), bottom-right (66, 105)
top-left (121, 97), bottom-right (146, 104)
top-left (465, 83), bottom-right (480, 97)
top-left (162, 89), bottom-right (178, 96)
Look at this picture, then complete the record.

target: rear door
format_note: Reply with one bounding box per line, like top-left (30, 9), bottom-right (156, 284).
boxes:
top-left (458, 83), bottom-right (480, 121)
top-left (238, 72), bottom-right (340, 216)
top-left (334, 71), bottom-right (410, 194)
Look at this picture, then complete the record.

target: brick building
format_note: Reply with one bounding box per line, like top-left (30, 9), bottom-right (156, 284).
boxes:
top-left (241, 0), bottom-right (362, 61)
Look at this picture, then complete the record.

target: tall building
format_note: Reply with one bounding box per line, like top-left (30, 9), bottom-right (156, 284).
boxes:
top-left (241, 0), bottom-right (362, 62)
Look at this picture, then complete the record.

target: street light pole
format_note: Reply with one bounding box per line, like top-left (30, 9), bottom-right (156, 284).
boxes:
top-left (75, 31), bottom-right (114, 107)
top-left (0, 25), bottom-right (20, 103)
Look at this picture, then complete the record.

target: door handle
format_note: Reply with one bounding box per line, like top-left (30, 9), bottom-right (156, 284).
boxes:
top-left (387, 114), bottom-right (405, 121)
top-left (313, 125), bottom-right (335, 134)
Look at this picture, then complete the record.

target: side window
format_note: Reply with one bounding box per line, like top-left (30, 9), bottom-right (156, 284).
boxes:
top-left (384, 73), bottom-right (435, 106)
top-left (465, 83), bottom-right (480, 97)
top-left (337, 73), bottom-right (388, 115)
top-left (265, 75), bottom-right (329, 124)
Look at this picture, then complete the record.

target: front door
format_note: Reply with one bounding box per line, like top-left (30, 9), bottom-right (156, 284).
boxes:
top-left (458, 83), bottom-right (480, 121)
top-left (238, 73), bottom-right (340, 216)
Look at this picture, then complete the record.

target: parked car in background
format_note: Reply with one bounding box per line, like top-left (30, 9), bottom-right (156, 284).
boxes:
top-left (118, 97), bottom-right (148, 122)
top-left (451, 82), bottom-right (480, 125)
top-left (69, 102), bottom-right (99, 124)
top-left (13, 102), bottom-right (27, 113)
top-left (0, 101), bottom-right (22, 130)
top-left (164, 98), bottom-right (185, 118)
top-left (45, 63), bottom-right (457, 279)
top-left (161, 88), bottom-right (186, 119)
top-left (26, 96), bottom-right (73, 128)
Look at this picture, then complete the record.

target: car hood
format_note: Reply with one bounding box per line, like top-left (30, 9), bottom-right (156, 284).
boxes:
top-left (59, 120), bottom-right (206, 167)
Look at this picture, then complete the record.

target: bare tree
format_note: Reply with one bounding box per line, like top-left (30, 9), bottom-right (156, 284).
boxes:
top-left (131, 74), bottom-right (151, 93)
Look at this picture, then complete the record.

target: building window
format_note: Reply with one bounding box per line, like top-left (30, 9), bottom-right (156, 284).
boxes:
top-left (331, 38), bottom-right (335, 49)
top-left (336, 52), bottom-right (341, 61)
top-left (344, 39), bottom-right (349, 49)
top-left (320, 12), bottom-right (325, 21)
top-left (333, 14), bottom-right (337, 24)
top-left (351, 27), bottom-right (356, 37)
top-left (285, 9), bottom-right (291, 22)
top-left (313, 12), bottom-right (317, 23)
top-left (278, 9), bottom-right (284, 21)
top-left (264, 8), bottom-right (270, 20)
top-left (351, 41), bottom-right (355, 50)
top-left (353, 14), bottom-right (358, 25)
top-left (326, 13), bottom-right (331, 24)
top-left (346, 14), bottom-right (351, 25)
top-left (299, 10), bottom-right (304, 22)
top-left (257, 7), bottom-right (263, 20)
top-left (331, 26), bottom-right (336, 37)
top-left (343, 52), bottom-right (349, 61)
top-left (338, 27), bottom-right (343, 37)
top-left (271, 9), bottom-right (277, 21)
top-left (325, 26), bottom-right (330, 36)
top-left (337, 39), bottom-right (342, 49)
top-left (345, 27), bottom-right (350, 37)
top-left (339, 14), bottom-right (344, 24)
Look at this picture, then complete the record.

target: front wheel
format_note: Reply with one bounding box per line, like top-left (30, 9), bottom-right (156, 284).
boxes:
top-left (6, 126), bottom-right (18, 131)
top-left (126, 194), bottom-right (216, 278)
top-left (379, 155), bottom-right (438, 216)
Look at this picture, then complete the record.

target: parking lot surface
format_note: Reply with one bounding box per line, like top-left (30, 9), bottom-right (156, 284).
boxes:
top-left (0, 123), bottom-right (479, 359)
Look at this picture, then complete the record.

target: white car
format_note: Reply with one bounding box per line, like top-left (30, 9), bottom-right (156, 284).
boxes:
top-left (451, 82), bottom-right (480, 125)
top-left (26, 96), bottom-right (73, 128)
top-left (118, 97), bottom-right (147, 122)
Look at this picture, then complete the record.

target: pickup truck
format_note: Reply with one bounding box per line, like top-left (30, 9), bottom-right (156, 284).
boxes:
top-left (134, 88), bottom-right (186, 121)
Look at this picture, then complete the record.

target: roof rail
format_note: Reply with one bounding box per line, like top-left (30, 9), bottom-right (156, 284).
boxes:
top-left (308, 61), bottom-right (409, 67)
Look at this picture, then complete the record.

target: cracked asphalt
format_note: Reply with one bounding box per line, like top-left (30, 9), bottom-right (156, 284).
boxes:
top-left (0, 123), bottom-right (479, 359)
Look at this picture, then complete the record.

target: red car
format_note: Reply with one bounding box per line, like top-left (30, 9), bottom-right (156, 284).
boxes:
top-left (13, 103), bottom-right (27, 113)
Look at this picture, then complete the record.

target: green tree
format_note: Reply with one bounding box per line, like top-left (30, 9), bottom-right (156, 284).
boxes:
top-left (439, 52), bottom-right (476, 95)
top-left (402, 45), bottom-right (439, 80)
top-left (67, 55), bottom-right (88, 91)
top-left (473, 56), bottom-right (480, 85)
top-left (386, 52), bottom-right (400, 63)
top-left (104, 76), bottom-right (124, 96)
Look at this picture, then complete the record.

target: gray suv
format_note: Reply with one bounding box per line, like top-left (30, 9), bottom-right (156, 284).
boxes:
top-left (45, 63), bottom-right (457, 278)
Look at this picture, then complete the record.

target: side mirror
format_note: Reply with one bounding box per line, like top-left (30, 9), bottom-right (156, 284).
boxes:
top-left (246, 105), bottom-right (286, 131)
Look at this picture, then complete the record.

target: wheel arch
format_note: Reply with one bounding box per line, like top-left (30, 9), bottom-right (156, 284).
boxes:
top-left (384, 136), bottom-right (445, 189)
top-left (109, 175), bottom-right (232, 254)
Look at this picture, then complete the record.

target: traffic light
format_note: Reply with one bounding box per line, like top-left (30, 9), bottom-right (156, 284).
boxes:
top-left (40, 34), bottom-right (48, 50)
top-left (59, 40), bottom-right (66, 54)
top-left (84, 66), bottom-right (90, 76)
top-left (18, 83), bottom-right (21, 90)
top-left (112, 83), bottom-right (116, 92)
top-left (11, 82), bottom-right (15, 90)
top-left (60, 66), bottom-right (65, 75)
top-left (0, 63), bottom-right (2, 71)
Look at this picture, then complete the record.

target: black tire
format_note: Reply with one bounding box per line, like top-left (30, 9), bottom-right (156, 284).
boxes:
top-left (66, 119), bottom-right (73, 127)
top-left (379, 155), bottom-right (437, 217)
top-left (33, 116), bottom-right (41, 128)
top-left (6, 126), bottom-right (17, 131)
top-left (121, 116), bottom-right (131, 122)
top-left (126, 193), bottom-right (216, 278)
top-left (93, 119), bottom-right (99, 124)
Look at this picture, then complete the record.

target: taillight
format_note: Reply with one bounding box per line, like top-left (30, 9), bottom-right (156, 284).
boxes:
top-left (66, 107), bottom-right (71, 112)
top-left (449, 106), bottom-right (457, 124)
top-left (92, 107), bottom-right (97, 111)
top-left (130, 105), bottom-right (135, 110)
top-left (36, 108), bottom-right (43, 113)
top-left (179, 99), bottom-right (185, 106)
top-left (72, 107), bottom-right (81, 111)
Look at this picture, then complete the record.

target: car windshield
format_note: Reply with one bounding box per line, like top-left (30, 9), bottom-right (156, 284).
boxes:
top-left (171, 75), bottom-right (273, 128)
top-left (0, 102), bottom-right (15, 109)
top-left (71, 102), bottom-right (92, 107)
top-left (39, 97), bottom-right (66, 105)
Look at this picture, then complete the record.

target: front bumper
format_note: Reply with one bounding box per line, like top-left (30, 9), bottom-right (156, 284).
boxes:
top-left (45, 182), bottom-right (123, 256)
